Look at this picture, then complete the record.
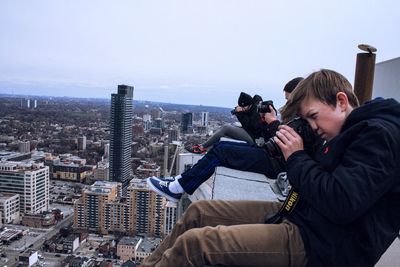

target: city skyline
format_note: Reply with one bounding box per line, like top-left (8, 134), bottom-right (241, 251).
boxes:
top-left (1, 0), bottom-right (399, 108)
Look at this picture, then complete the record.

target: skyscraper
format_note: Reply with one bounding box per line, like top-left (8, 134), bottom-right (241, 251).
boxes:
top-left (109, 85), bottom-right (134, 195)
top-left (77, 136), bottom-right (87, 151)
top-left (181, 112), bottom-right (193, 133)
top-left (201, 111), bottom-right (209, 127)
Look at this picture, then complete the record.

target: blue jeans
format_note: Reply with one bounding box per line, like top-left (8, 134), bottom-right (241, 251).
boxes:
top-left (179, 141), bottom-right (283, 194)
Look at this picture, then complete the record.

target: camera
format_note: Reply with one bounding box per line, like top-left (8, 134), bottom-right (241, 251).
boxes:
top-left (230, 100), bottom-right (276, 115)
top-left (264, 117), bottom-right (320, 158)
top-left (257, 100), bottom-right (276, 113)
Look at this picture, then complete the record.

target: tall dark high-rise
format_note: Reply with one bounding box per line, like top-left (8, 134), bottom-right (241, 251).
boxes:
top-left (181, 112), bottom-right (193, 133)
top-left (109, 85), bottom-right (134, 195)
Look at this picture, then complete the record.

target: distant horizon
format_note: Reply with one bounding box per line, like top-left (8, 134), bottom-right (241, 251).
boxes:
top-left (0, 92), bottom-right (232, 109)
top-left (1, 1), bottom-right (399, 109)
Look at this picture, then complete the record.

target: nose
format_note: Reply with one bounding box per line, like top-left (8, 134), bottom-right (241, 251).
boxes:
top-left (308, 120), bottom-right (318, 131)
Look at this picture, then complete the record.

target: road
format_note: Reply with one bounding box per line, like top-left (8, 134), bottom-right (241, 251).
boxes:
top-left (3, 214), bottom-right (73, 267)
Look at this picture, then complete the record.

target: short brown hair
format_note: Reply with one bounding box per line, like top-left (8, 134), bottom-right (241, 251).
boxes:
top-left (280, 69), bottom-right (359, 122)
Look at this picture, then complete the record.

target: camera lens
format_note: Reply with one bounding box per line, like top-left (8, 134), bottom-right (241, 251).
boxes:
top-left (264, 138), bottom-right (282, 158)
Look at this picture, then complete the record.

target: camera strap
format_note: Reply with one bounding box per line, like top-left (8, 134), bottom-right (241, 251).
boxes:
top-left (264, 189), bottom-right (299, 224)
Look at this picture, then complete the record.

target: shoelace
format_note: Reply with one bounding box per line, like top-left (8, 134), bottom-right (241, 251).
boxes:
top-left (158, 181), bottom-right (170, 188)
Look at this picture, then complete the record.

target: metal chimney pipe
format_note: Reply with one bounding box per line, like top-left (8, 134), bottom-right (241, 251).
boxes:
top-left (163, 142), bottom-right (169, 177)
top-left (354, 44), bottom-right (377, 104)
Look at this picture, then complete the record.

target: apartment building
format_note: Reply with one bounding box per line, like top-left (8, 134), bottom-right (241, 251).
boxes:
top-left (73, 181), bottom-right (120, 233)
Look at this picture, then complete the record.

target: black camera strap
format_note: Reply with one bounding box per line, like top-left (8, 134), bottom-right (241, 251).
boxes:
top-left (264, 189), bottom-right (300, 224)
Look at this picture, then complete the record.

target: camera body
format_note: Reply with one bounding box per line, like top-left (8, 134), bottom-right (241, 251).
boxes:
top-left (257, 100), bottom-right (275, 113)
top-left (230, 100), bottom-right (276, 115)
top-left (265, 117), bottom-right (320, 158)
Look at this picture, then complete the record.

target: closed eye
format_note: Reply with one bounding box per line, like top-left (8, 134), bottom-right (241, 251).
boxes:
top-left (307, 112), bottom-right (317, 119)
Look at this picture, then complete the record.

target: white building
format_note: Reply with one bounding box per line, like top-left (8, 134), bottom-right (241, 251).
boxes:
top-left (135, 237), bottom-right (161, 264)
top-left (18, 141), bottom-right (30, 153)
top-left (103, 143), bottom-right (110, 159)
top-left (373, 57), bottom-right (400, 101)
top-left (94, 160), bottom-right (109, 180)
top-left (163, 201), bottom-right (177, 235)
top-left (0, 192), bottom-right (20, 224)
top-left (201, 111), bottom-right (209, 127)
top-left (176, 152), bottom-right (204, 174)
top-left (0, 162), bottom-right (49, 214)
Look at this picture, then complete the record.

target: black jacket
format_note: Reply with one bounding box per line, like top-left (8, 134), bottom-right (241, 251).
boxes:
top-left (286, 98), bottom-right (400, 267)
top-left (235, 104), bottom-right (264, 141)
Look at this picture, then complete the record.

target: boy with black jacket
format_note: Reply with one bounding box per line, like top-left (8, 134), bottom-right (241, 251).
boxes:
top-left (142, 69), bottom-right (400, 267)
top-left (278, 69), bottom-right (400, 266)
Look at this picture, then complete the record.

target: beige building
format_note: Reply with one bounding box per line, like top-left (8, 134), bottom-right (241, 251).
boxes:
top-left (0, 192), bottom-right (20, 224)
top-left (135, 161), bottom-right (160, 178)
top-left (127, 179), bottom-right (165, 237)
top-left (73, 181), bottom-right (120, 234)
top-left (116, 236), bottom-right (141, 261)
top-left (74, 178), bottom-right (168, 238)
top-left (94, 160), bottom-right (109, 180)
top-left (104, 200), bottom-right (129, 234)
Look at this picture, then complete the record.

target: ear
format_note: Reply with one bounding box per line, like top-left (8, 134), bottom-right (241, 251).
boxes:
top-left (336, 92), bottom-right (349, 112)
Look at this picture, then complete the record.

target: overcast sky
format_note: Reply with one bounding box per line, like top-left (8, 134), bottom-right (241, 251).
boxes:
top-left (0, 0), bottom-right (399, 108)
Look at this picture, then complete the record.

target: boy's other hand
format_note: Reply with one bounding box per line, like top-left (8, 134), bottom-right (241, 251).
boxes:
top-left (263, 105), bottom-right (278, 123)
top-left (274, 125), bottom-right (304, 160)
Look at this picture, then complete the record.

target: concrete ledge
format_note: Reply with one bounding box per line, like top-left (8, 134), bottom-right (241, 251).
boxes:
top-left (375, 237), bottom-right (400, 266)
top-left (189, 166), bottom-right (278, 202)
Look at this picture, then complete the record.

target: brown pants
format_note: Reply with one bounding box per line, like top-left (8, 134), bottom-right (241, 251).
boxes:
top-left (141, 200), bottom-right (308, 267)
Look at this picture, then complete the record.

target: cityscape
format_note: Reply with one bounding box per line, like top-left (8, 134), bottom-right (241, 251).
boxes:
top-left (1, 0), bottom-right (399, 265)
top-left (1, 55), bottom-right (400, 266)
top-left (0, 85), bottom-right (236, 267)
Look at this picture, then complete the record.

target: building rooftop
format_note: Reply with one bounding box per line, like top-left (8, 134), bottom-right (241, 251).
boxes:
top-left (137, 237), bottom-right (161, 253)
top-left (118, 236), bottom-right (141, 246)
top-left (85, 181), bottom-right (120, 195)
top-left (0, 161), bottom-right (46, 172)
top-left (0, 192), bottom-right (19, 201)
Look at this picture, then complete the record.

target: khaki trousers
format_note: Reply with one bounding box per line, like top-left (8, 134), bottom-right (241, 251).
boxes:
top-left (141, 200), bottom-right (307, 267)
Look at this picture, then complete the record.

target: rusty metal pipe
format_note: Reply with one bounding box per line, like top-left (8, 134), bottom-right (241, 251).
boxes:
top-left (353, 44), bottom-right (377, 105)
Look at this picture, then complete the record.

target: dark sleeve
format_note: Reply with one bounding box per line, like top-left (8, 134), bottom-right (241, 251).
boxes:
top-left (235, 108), bottom-right (262, 139)
top-left (286, 125), bottom-right (398, 224)
top-left (235, 111), bottom-right (251, 129)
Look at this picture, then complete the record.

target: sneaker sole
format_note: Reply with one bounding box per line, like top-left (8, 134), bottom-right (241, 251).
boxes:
top-left (146, 178), bottom-right (180, 203)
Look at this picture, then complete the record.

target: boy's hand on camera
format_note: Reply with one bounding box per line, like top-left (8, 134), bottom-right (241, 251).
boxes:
top-left (262, 105), bottom-right (278, 123)
top-left (274, 125), bottom-right (304, 160)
